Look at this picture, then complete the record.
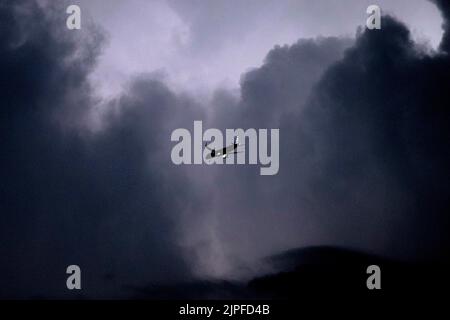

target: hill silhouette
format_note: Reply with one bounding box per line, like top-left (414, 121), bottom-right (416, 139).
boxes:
top-left (129, 246), bottom-right (449, 299)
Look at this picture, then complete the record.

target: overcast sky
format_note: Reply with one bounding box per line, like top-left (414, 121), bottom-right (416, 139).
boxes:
top-left (1, 0), bottom-right (449, 298)
top-left (76, 0), bottom-right (443, 97)
top-left (75, 0), bottom-right (448, 279)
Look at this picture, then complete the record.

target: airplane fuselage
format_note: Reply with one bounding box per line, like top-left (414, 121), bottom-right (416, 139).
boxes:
top-left (206, 143), bottom-right (238, 159)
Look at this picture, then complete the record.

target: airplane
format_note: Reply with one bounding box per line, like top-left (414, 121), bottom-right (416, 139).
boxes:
top-left (205, 136), bottom-right (244, 160)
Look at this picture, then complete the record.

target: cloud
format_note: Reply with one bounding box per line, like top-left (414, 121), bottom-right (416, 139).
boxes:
top-left (197, 37), bottom-right (353, 276)
top-left (297, 13), bottom-right (450, 260)
top-left (199, 1), bottom-right (450, 275)
top-left (1, 0), bottom-right (448, 299)
top-left (433, 0), bottom-right (450, 52)
top-left (0, 0), bottom-right (204, 298)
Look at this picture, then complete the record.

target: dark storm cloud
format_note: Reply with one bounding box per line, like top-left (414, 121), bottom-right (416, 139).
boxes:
top-left (202, 1), bottom-right (449, 269)
top-left (433, 0), bottom-right (450, 52)
top-left (293, 14), bottom-right (450, 260)
top-left (191, 37), bottom-right (354, 274)
top-left (207, 37), bottom-right (353, 136)
top-left (0, 0), bottom-right (205, 298)
top-left (1, 0), bottom-right (449, 299)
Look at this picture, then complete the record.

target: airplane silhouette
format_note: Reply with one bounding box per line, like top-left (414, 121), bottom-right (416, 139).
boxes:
top-left (205, 136), bottom-right (244, 160)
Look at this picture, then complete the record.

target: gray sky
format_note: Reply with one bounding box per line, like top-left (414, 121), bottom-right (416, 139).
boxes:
top-left (1, 0), bottom-right (449, 298)
top-left (77, 0), bottom-right (442, 98)
top-left (74, 0), bottom-right (445, 278)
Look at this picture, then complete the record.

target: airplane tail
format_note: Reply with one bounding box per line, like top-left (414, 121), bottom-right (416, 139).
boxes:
top-left (205, 142), bottom-right (213, 151)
